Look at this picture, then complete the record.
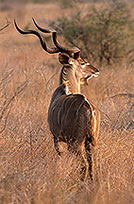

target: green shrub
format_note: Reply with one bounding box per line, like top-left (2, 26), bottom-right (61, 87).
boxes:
top-left (59, 0), bottom-right (73, 8)
top-left (51, 1), bottom-right (134, 65)
top-left (32, 0), bottom-right (52, 3)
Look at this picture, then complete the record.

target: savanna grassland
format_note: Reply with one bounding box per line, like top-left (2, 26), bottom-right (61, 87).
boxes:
top-left (0, 1), bottom-right (134, 203)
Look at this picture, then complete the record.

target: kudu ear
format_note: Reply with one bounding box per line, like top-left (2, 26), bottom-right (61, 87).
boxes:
top-left (58, 53), bottom-right (70, 65)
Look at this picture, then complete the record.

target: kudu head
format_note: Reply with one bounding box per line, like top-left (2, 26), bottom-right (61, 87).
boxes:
top-left (14, 18), bottom-right (99, 90)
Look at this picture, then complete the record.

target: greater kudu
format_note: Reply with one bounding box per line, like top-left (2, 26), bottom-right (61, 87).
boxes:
top-left (14, 19), bottom-right (100, 182)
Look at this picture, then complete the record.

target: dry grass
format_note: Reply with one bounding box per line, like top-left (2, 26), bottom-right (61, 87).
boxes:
top-left (0, 2), bottom-right (134, 204)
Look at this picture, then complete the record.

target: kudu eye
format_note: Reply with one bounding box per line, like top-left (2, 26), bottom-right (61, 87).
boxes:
top-left (81, 62), bottom-right (85, 65)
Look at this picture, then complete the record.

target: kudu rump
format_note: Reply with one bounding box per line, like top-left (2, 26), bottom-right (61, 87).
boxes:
top-left (14, 18), bottom-right (100, 182)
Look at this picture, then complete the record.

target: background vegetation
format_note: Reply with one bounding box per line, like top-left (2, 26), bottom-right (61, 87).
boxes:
top-left (0, 0), bottom-right (133, 203)
top-left (52, 1), bottom-right (134, 65)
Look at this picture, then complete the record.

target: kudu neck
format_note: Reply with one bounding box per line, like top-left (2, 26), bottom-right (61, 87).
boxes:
top-left (60, 65), bottom-right (81, 94)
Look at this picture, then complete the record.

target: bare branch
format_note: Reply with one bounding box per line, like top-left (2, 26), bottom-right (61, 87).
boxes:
top-left (0, 81), bottom-right (29, 133)
top-left (111, 93), bottom-right (134, 99)
top-left (0, 19), bottom-right (10, 32)
top-left (0, 69), bottom-right (14, 87)
top-left (0, 108), bottom-right (11, 134)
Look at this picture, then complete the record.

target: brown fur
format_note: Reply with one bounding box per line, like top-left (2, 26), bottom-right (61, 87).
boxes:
top-left (14, 20), bottom-right (100, 181)
top-left (48, 54), bottom-right (100, 182)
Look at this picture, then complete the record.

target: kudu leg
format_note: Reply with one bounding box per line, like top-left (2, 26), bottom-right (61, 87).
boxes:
top-left (85, 140), bottom-right (94, 183)
top-left (79, 148), bottom-right (89, 181)
top-left (54, 136), bottom-right (68, 156)
top-left (54, 136), bottom-right (61, 156)
top-left (68, 139), bottom-right (89, 182)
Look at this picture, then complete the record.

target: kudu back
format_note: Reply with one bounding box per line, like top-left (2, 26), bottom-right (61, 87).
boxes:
top-left (14, 18), bottom-right (100, 182)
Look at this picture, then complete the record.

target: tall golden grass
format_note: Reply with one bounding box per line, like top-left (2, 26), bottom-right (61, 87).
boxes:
top-left (0, 2), bottom-right (134, 204)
